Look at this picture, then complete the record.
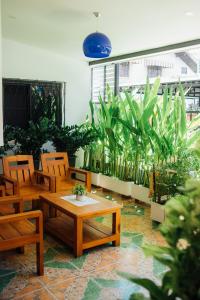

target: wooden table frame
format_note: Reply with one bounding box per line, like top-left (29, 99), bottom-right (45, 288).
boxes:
top-left (40, 193), bottom-right (121, 257)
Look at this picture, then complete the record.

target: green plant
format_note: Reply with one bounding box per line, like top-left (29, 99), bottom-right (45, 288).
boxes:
top-left (51, 123), bottom-right (97, 159)
top-left (83, 81), bottom-right (200, 187)
top-left (72, 184), bottom-right (86, 196)
top-left (31, 86), bottom-right (57, 123)
top-left (119, 141), bottom-right (200, 300)
top-left (3, 85), bottom-right (60, 164)
top-left (4, 118), bottom-right (52, 161)
top-left (152, 148), bottom-right (200, 204)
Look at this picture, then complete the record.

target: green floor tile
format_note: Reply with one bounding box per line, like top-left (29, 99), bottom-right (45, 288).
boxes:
top-left (44, 248), bottom-right (57, 262)
top-left (94, 278), bottom-right (140, 300)
top-left (0, 272), bottom-right (16, 293)
top-left (0, 269), bottom-right (15, 277)
top-left (45, 261), bottom-right (76, 269)
top-left (71, 253), bottom-right (88, 269)
top-left (121, 232), bottom-right (144, 249)
top-left (95, 216), bottom-right (105, 223)
top-left (82, 279), bottom-right (101, 300)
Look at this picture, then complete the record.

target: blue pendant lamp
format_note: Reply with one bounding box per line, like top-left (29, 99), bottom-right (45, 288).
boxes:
top-left (83, 12), bottom-right (112, 58)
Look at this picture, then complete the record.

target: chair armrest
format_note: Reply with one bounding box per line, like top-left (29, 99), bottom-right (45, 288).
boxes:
top-left (0, 210), bottom-right (42, 224)
top-left (1, 175), bottom-right (18, 185)
top-left (35, 170), bottom-right (53, 179)
top-left (68, 167), bottom-right (91, 192)
top-left (68, 167), bottom-right (90, 176)
top-left (0, 195), bottom-right (22, 205)
top-left (0, 195), bottom-right (23, 213)
top-left (34, 171), bottom-right (56, 192)
top-left (1, 175), bottom-right (19, 195)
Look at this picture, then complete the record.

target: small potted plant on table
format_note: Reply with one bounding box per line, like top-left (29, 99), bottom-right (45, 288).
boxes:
top-left (72, 184), bottom-right (86, 200)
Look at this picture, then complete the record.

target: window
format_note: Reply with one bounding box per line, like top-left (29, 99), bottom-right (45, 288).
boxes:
top-left (147, 66), bottom-right (162, 78)
top-left (90, 44), bottom-right (200, 118)
top-left (3, 79), bottom-right (64, 128)
top-left (91, 64), bottom-right (115, 102)
top-left (119, 62), bottom-right (129, 77)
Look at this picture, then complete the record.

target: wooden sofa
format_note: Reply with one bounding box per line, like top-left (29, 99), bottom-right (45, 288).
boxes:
top-left (0, 191), bottom-right (44, 276)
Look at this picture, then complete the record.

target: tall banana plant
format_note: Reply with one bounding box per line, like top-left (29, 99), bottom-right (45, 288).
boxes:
top-left (83, 80), bottom-right (200, 187)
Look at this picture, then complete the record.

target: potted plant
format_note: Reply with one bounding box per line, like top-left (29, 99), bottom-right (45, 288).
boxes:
top-left (72, 184), bottom-right (86, 200)
top-left (51, 123), bottom-right (97, 167)
top-left (151, 167), bottom-right (183, 223)
top-left (3, 118), bottom-right (51, 169)
top-left (151, 150), bottom-right (200, 223)
top-left (79, 81), bottom-right (200, 201)
top-left (119, 176), bottom-right (200, 300)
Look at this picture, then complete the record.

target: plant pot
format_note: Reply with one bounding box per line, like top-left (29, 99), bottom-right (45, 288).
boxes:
top-left (99, 174), bottom-right (132, 196)
top-left (131, 183), bottom-right (151, 204)
top-left (33, 159), bottom-right (40, 170)
top-left (69, 155), bottom-right (76, 167)
top-left (151, 202), bottom-right (165, 223)
top-left (75, 194), bottom-right (84, 201)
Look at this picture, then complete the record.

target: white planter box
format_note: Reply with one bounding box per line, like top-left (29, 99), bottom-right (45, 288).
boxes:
top-left (76, 172), bottom-right (100, 186)
top-left (99, 174), bottom-right (132, 196)
top-left (151, 202), bottom-right (165, 223)
top-left (131, 183), bottom-right (150, 204)
top-left (76, 172), bottom-right (151, 203)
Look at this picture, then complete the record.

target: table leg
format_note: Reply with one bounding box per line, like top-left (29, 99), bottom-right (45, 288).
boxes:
top-left (74, 217), bottom-right (83, 257)
top-left (112, 209), bottom-right (121, 246)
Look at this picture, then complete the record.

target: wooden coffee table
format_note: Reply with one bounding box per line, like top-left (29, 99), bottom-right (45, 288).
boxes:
top-left (40, 192), bottom-right (122, 257)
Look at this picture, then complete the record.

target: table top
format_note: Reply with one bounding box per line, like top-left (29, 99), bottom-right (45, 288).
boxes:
top-left (40, 192), bottom-right (122, 218)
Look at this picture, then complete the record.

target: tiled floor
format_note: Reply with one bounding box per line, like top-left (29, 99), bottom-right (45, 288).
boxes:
top-left (0, 188), bottom-right (166, 300)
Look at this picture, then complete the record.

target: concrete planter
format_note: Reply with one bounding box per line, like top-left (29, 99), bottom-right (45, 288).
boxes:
top-left (131, 183), bottom-right (150, 204)
top-left (76, 172), bottom-right (100, 186)
top-left (99, 174), bottom-right (132, 196)
top-left (76, 171), bottom-right (151, 203)
top-left (151, 202), bottom-right (165, 223)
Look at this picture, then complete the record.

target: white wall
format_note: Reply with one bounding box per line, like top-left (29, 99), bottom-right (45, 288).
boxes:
top-left (0, 2), bottom-right (3, 146)
top-left (2, 38), bottom-right (91, 125)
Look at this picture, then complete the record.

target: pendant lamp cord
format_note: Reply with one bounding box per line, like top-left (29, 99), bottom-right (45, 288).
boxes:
top-left (93, 12), bottom-right (100, 32)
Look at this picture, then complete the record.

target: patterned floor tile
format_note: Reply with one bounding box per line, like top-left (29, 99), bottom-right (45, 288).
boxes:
top-left (48, 277), bottom-right (94, 300)
top-left (0, 273), bottom-right (43, 300)
top-left (38, 262), bottom-right (79, 287)
top-left (15, 288), bottom-right (56, 300)
top-left (0, 251), bottom-right (26, 278)
top-left (0, 188), bottom-right (166, 299)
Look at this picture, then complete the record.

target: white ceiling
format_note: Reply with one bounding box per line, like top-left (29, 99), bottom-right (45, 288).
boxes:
top-left (2, 0), bottom-right (200, 61)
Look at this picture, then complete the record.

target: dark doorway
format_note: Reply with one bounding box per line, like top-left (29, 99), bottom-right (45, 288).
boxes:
top-left (3, 82), bottom-right (30, 128)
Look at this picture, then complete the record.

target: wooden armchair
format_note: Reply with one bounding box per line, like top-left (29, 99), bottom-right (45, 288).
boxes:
top-left (41, 152), bottom-right (91, 193)
top-left (2, 155), bottom-right (55, 205)
top-left (0, 175), bottom-right (20, 215)
top-left (0, 194), bottom-right (44, 275)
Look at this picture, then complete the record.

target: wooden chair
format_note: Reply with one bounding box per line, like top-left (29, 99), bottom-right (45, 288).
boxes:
top-left (41, 152), bottom-right (91, 193)
top-left (2, 155), bottom-right (55, 205)
top-left (0, 193), bottom-right (44, 276)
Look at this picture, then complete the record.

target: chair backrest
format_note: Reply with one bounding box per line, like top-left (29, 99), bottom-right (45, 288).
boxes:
top-left (3, 155), bottom-right (35, 187)
top-left (41, 152), bottom-right (69, 178)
